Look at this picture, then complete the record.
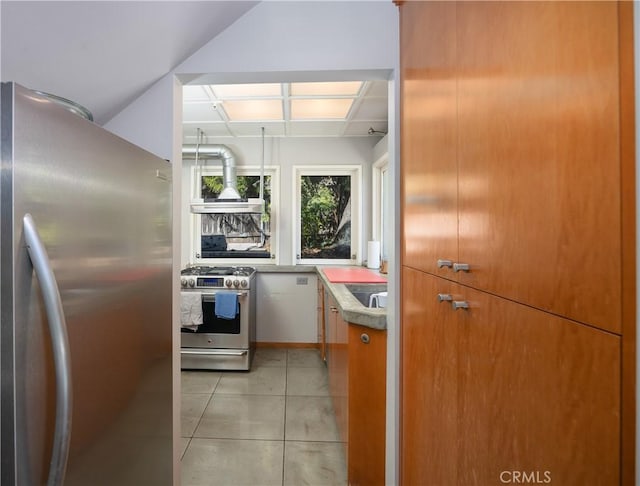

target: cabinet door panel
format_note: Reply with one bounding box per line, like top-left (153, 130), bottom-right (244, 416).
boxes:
top-left (456, 1), bottom-right (621, 332)
top-left (401, 268), bottom-right (458, 485)
top-left (335, 308), bottom-right (349, 446)
top-left (401, 1), bottom-right (458, 276)
top-left (348, 325), bottom-right (386, 486)
top-left (458, 285), bottom-right (620, 484)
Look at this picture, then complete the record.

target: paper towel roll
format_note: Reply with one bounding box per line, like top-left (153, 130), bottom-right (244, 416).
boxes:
top-left (367, 240), bottom-right (381, 269)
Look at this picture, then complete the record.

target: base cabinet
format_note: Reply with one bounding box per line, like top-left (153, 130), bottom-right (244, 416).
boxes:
top-left (326, 293), bottom-right (386, 486)
top-left (402, 268), bottom-right (621, 485)
top-left (348, 324), bottom-right (386, 486)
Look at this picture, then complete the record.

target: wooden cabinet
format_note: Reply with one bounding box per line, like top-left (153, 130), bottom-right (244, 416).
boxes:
top-left (318, 279), bottom-right (325, 360)
top-left (348, 324), bottom-right (386, 486)
top-left (327, 293), bottom-right (348, 447)
top-left (335, 299), bottom-right (349, 446)
top-left (401, 0), bottom-right (458, 279)
top-left (456, 1), bottom-right (623, 333)
top-left (325, 291), bottom-right (386, 486)
top-left (403, 269), bottom-right (621, 485)
top-left (401, 0), bottom-right (630, 334)
top-left (399, 1), bottom-right (635, 484)
top-left (401, 271), bottom-right (458, 486)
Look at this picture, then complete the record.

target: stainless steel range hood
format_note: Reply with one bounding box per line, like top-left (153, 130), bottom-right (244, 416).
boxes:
top-left (189, 198), bottom-right (264, 214)
top-left (183, 144), bottom-right (264, 214)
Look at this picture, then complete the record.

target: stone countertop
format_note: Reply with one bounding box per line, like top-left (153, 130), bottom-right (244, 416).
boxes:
top-left (316, 267), bottom-right (387, 331)
top-left (252, 264), bottom-right (388, 330)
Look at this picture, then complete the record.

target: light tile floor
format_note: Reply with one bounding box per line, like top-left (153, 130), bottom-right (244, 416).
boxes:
top-left (181, 348), bottom-right (347, 486)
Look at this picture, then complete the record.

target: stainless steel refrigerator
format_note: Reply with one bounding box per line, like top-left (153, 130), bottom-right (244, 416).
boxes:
top-left (0, 83), bottom-right (173, 485)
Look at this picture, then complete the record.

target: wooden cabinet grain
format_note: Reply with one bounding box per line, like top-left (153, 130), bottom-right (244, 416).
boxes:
top-left (348, 324), bottom-right (386, 486)
top-left (402, 268), bottom-right (621, 485)
top-left (401, 0), bottom-right (629, 333)
top-left (401, 0), bottom-right (458, 279)
top-left (325, 292), bottom-right (386, 486)
top-left (399, 1), bottom-right (634, 484)
top-left (455, 1), bottom-right (623, 333)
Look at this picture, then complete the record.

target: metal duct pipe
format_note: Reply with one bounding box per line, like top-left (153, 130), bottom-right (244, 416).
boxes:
top-left (182, 144), bottom-right (242, 200)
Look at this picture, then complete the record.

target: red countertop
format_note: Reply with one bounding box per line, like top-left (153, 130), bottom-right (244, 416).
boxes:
top-left (322, 267), bottom-right (387, 283)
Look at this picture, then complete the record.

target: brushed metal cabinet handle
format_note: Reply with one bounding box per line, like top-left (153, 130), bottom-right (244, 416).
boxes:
top-left (452, 301), bottom-right (470, 310)
top-left (437, 259), bottom-right (453, 269)
top-left (360, 333), bottom-right (370, 344)
top-left (24, 214), bottom-right (72, 486)
top-left (453, 263), bottom-right (470, 273)
top-left (437, 293), bottom-right (453, 303)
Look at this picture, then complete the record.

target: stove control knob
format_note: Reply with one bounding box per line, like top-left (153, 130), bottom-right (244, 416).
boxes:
top-left (233, 279), bottom-right (240, 288)
top-left (188, 278), bottom-right (196, 288)
top-left (181, 278), bottom-right (187, 288)
top-left (226, 279), bottom-right (233, 288)
top-left (240, 279), bottom-right (248, 288)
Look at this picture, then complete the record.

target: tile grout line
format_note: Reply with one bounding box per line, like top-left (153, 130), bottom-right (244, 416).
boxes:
top-left (189, 374), bottom-right (220, 443)
top-left (281, 349), bottom-right (288, 486)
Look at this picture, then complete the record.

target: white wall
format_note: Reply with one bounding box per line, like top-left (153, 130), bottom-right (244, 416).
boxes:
top-left (181, 136), bottom-right (378, 267)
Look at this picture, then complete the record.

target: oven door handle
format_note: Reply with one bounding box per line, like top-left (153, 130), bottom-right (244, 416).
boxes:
top-left (181, 349), bottom-right (248, 357)
top-left (201, 292), bottom-right (248, 302)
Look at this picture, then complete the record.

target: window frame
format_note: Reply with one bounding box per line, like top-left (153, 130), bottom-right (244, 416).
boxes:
top-left (372, 155), bottom-right (389, 262)
top-left (292, 165), bottom-right (362, 266)
top-left (190, 164), bottom-right (280, 265)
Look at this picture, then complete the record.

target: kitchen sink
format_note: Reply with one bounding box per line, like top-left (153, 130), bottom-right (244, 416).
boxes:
top-left (345, 283), bottom-right (388, 308)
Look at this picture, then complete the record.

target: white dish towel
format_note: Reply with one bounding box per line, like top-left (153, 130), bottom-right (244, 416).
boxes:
top-left (180, 291), bottom-right (203, 331)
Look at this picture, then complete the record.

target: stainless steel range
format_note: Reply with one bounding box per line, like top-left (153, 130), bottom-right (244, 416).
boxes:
top-left (180, 266), bottom-right (256, 371)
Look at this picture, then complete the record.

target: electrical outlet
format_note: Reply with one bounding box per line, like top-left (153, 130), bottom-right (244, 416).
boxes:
top-left (296, 277), bottom-right (308, 285)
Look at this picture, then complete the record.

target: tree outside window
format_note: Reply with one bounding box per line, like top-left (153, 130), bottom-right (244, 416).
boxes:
top-left (296, 167), bottom-right (360, 264)
top-left (300, 175), bottom-right (351, 259)
top-left (200, 174), bottom-right (272, 254)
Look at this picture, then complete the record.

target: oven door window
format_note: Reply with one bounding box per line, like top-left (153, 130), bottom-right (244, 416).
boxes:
top-left (200, 296), bottom-right (241, 334)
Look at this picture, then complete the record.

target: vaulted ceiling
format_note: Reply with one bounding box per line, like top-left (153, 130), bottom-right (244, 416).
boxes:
top-left (1, 1), bottom-right (389, 138)
top-left (1, 1), bottom-right (258, 125)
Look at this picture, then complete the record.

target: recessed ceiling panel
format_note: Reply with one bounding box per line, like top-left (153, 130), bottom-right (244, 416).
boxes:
top-left (290, 81), bottom-right (363, 97)
top-left (182, 80), bottom-right (389, 141)
top-left (291, 99), bottom-right (354, 120)
top-left (222, 100), bottom-right (283, 121)
top-left (211, 83), bottom-right (282, 99)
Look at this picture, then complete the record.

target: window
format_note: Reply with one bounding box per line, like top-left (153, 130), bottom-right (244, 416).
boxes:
top-left (191, 166), bottom-right (279, 264)
top-left (294, 166), bottom-right (361, 265)
top-left (372, 157), bottom-right (389, 263)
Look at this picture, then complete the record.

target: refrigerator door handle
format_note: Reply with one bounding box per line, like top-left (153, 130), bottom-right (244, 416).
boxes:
top-left (23, 213), bottom-right (72, 486)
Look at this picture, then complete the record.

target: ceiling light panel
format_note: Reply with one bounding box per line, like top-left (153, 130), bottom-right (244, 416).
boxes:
top-left (222, 100), bottom-right (283, 121)
top-left (290, 81), bottom-right (363, 97)
top-left (291, 99), bottom-right (354, 120)
top-left (210, 83), bottom-right (282, 99)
